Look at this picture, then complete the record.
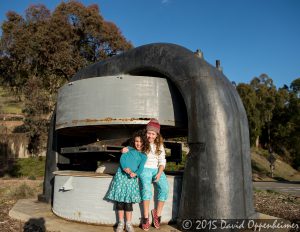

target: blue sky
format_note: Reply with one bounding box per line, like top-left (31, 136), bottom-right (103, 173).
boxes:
top-left (0, 0), bottom-right (299, 88)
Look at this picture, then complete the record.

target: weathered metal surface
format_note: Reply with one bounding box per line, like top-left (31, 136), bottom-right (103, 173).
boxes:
top-left (69, 43), bottom-right (255, 220)
top-left (60, 144), bottom-right (123, 154)
top-left (42, 43), bottom-right (255, 224)
top-left (52, 171), bottom-right (182, 225)
top-left (56, 75), bottom-right (186, 130)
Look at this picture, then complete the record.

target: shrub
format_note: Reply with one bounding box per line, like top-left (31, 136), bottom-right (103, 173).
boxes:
top-left (11, 183), bottom-right (35, 199)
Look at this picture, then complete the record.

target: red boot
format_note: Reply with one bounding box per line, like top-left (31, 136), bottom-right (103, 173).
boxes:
top-left (151, 209), bottom-right (161, 229)
top-left (142, 217), bottom-right (150, 231)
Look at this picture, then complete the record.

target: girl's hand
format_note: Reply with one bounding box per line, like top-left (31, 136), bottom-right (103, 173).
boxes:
top-left (130, 172), bottom-right (137, 178)
top-left (121, 147), bottom-right (129, 153)
top-left (123, 168), bottom-right (131, 174)
top-left (154, 173), bottom-right (162, 182)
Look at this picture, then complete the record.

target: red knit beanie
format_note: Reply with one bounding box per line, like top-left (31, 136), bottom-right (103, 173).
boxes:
top-left (146, 118), bottom-right (160, 134)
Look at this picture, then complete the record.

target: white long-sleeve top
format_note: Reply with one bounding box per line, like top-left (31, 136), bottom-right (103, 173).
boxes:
top-left (144, 143), bottom-right (167, 169)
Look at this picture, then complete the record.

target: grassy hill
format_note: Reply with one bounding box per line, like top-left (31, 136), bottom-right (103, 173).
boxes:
top-left (251, 147), bottom-right (300, 181)
top-left (0, 86), bottom-right (24, 133)
top-left (166, 146), bottom-right (300, 181)
top-left (0, 86), bottom-right (23, 114)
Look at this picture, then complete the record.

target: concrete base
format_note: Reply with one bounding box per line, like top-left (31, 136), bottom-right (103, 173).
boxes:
top-left (9, 199), bottom-right (180, 232)
top-left (9, 198), bottom-right (293, 232)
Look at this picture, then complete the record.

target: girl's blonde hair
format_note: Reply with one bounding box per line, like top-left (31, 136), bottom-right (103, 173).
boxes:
top-left (153, 133), bottom-right (164, 155)
top-left (143, 129), bottom-right (164, 155)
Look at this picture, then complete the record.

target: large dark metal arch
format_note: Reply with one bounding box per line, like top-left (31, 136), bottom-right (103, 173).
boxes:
top-left (71, 43), bottom-right (255, 219)
top-left (41, 43), bottom-right (255, 221)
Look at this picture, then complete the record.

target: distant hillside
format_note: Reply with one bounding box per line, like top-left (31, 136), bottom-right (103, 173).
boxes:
top-left (251, 147), bottom-right (300, 181)
top-left (0, 86), bottom-right (23, 115)
top-left (0, 86), bottom-right (24, 134)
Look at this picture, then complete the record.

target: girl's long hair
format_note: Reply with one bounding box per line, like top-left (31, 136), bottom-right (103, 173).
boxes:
top-left (153, 133), bottom-right (164, 155)
top-left (142, 129), bottom-right (164, 155)
top-left (130, 130), bottom-right (150, 153)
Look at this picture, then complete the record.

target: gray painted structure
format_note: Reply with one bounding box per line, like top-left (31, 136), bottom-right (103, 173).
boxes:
top-left (40, 43), bottom-right (255, 225)
top-left (56, 74), bottom-right (186, 130)
top-left (52, 171), bottom-right (182, 225)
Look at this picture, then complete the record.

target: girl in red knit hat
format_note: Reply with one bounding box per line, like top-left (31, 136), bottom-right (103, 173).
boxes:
top-left (122, 118), bottom-right (169, 231)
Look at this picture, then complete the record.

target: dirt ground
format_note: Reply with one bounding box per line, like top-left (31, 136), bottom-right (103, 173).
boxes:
top-left (254, 190), bottom-right (300, 231)
top-left (0, 178), bottom-right (299, 232)
top-left (0, 178), bottom-right (44, 232)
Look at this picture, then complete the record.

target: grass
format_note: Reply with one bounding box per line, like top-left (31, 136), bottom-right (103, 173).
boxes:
top-left (5, 156), bottom-right (46, 178)
top-left (10, 182), bottom-right (35, 199)
top-left (251, 148), bottom-right (299, 181)
top-left (0, 86), bottom-right (23, 114)
top-left (251, 146), bottom-right (270, 158)
top-left (254, 188), bottom-right (279, 195)
top-left (2, 105), bottom-right (23, 114)
top-left (0, 179), bottom-right (43, 204)
top-left (266, 189), bottom-right (279, 194)
top-left (251, 158), bottom-right (268, 174)
top-left (165, 151), bottom-right (187, 172)
top-left (253, 188), bottom-right (263, 193)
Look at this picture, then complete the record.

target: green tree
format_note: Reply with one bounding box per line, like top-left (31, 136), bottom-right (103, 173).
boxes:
top-left (290, 78), bottom-right (300, 97)
top-left (270, 86), bottom-right (292, 159)
top-left (236, 83), bottom-right (261, 146)
top-left (0, 1), bottom-right (133, 155)
top-left (250, 74), bottom-right (276, 147)
top-left (1, 2), bottom-right (132, 97)
top-left (271, 81), bottom-right (300, 169)
top-left (286, 83), bottom-right (300, 169)
top-left (237, 75), bottom-right (300, 169)
top-left (22, 76), bottom-right (51, 154)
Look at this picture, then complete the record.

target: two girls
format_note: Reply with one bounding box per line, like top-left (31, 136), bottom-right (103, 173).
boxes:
top-left (121, 119), bottom-right (169, 231)
top-left (107, 119), bottom-right (169, 231)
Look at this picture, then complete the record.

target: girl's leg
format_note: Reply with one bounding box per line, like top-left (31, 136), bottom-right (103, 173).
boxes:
top-left (139, 168), bottom-right (153, 231)
top-left (116, 209), bottom-right (125, 232)
top-left (116, 202), bottom-right (125, 222)
top-left (155, 171), bottom-right (169, 209)
top-left (143, 200), bottom-right (150, 218)
top-left (116, 202), bottom-right (125, 232)
top-left (151, 171), bottom-right (168, 229)
top-left (124, 203), bottom-right (133, 222)
top-left (124, 203), bottom-right (134, 232)
top-left (139, 168), bottom-right (154, 218)
top-left (125, 210), bottom-right (132, 222)
top-left (156, 201), bottom-right (165, 217)
top-left (141, 200), bottom-right (150, 231)
top-left (118, 210), bottom-right (125, 222)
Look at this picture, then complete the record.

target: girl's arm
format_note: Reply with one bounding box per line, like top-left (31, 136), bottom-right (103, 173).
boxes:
top-left (129, 172), bottom-right (137, 178)
top-left (157, 145), bottom-right (166, 168)
top-left (154, 165), bottom-right (165, 182)
top-left (154, 145), bottom-right (166, 182)
top-left (120, 147), bottom-right (134, 167)
top-left (135, 154), bottom-right (147, 176)
top-left (121, 146), bottom-right (130, 153)
top-left (120, 147), bottom-right (134, 173)
top-left (119, 153), bottom-right (127, 170)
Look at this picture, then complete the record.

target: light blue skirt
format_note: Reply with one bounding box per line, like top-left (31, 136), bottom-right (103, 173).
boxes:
top-left (105, 167), bottom-right (141, 203)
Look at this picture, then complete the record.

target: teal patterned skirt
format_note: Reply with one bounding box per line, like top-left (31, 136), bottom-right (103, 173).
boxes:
top-left (105, 167), bottom-right (141, 203)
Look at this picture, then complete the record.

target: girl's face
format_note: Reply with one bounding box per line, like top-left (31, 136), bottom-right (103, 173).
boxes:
top-left (146, 130), bottom-right (158, 144)
top-left (134, 136), bottom-right (143, 151)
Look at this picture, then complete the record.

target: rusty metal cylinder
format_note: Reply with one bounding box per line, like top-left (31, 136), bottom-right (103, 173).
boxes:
top-left (56, 75), bottom-right (186, 131)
